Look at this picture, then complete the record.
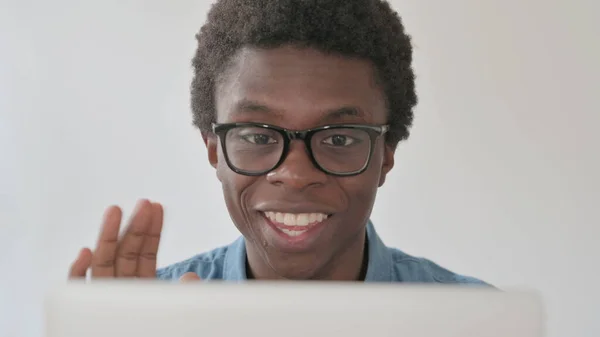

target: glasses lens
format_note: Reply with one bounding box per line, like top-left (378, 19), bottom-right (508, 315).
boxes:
top-left (311, 128), bottom-right (372, 174)
top-left (225, 126), bottom-right (284, 173)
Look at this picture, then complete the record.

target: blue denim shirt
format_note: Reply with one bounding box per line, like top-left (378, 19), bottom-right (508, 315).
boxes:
top-left (156, 220), bottom-right (487, 284)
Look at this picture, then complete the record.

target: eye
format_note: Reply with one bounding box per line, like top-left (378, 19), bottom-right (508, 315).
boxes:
top-left (322, 135), bottom-right (356, 146)
top-left (241, 133), bottom-right (277, 145)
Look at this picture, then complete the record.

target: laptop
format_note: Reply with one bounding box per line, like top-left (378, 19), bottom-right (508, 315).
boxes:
top-left (44, 280), bottom-right (544, 337)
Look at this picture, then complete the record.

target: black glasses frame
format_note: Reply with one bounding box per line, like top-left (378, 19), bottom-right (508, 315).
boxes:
top-left (211, 122), bottom-right (389, 177)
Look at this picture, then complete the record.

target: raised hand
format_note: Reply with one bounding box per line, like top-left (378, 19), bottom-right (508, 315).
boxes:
top-left (68, 199), bottom-right (164, 279)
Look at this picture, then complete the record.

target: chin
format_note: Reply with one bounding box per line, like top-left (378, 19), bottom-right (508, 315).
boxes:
top-left (270, 262), bottom-right (321, 280)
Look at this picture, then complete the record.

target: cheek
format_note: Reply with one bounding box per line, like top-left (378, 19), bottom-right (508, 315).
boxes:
top-left (341, 150), bottom-right (384, 210)
top-left (343, 175), bottom-right (379, 208)
top-left (218, 165), bottom-right (250, 212)
top-left (216, 161), bottom-right (260, 234)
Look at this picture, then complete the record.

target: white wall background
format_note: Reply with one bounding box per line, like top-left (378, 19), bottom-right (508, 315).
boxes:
top-left (1, 0), bottom-right (598, 336)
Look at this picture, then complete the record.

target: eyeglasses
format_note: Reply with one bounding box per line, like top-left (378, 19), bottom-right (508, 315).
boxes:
top-left (211, 122), bottom-right (389, 177)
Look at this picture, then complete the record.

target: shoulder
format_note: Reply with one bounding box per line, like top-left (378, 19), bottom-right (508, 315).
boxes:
top-left (388, 247), bottom-right (490, 286)
top-left (156, 245), bottom-right (230, 281)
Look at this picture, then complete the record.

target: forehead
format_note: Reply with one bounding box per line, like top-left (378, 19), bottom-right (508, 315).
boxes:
top-left (215, 45), bottom-right (387, 127)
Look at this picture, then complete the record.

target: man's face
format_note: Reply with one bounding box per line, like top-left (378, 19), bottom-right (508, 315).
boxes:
top-left (205, 45), bottom-right (395, 280)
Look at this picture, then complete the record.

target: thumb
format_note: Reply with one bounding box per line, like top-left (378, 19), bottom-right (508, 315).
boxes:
top-left (179, 272), bottom-right (201, 282)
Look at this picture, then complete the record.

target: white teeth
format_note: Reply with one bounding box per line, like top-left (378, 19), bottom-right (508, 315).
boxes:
top-left (283, 213), bottom-right (294, 226)
top-left (280, 228), bottom-right (306, 237)
top-left (264, 212), bottom-right (329, 227)
top-left (297, 214), bottom-right (309, 226)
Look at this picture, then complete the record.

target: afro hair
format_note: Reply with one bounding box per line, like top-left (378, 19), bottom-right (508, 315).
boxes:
top-left (191, 0), bottom-right (417, 145)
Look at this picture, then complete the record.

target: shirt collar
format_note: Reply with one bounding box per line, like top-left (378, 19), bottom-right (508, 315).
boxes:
top-left (223, 235), bottom-right (246, 281)
top-left (363, 219), bottom-right (393, 282)
top-left (223, 219), bottom-right (392, 281)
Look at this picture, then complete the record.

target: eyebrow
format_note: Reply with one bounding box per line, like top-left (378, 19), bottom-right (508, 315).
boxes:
top-left (231, 99), bottom-right (368, 121)
top-left (323, 106), bottom-right (366, 121)
top-left (233, 99), bottom-right (279, 116)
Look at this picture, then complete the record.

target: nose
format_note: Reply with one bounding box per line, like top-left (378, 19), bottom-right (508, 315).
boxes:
top-left (266, 141), bottom-right (327, 190)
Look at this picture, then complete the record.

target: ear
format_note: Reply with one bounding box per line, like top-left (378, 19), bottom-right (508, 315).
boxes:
top-left (202, 131), bottom-right (219, 169)
top-left (378, 143), bottom-right (396, 187)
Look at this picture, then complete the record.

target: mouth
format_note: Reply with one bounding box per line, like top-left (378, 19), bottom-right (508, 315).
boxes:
top-left (261, 211), bottom-right (331, 237)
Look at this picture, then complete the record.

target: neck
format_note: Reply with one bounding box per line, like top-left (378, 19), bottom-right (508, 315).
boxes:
top-left (245, 230), bottom-right (368, 281)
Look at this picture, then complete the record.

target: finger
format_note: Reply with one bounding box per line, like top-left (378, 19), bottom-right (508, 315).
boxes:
top-left (68, 248), bottom-right (92, 279)
top-left (179, 272), bottom-right (201, 282)
top-left (91, 206), bottom-right (123, 277)
top-left (137, 202), bottom-right (164, 278)
top-left (115, 199), bottom-right (153, 277)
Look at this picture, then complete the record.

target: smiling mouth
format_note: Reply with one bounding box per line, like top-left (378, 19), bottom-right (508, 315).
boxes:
top-left (262, 211), bottom-right (330, 237)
